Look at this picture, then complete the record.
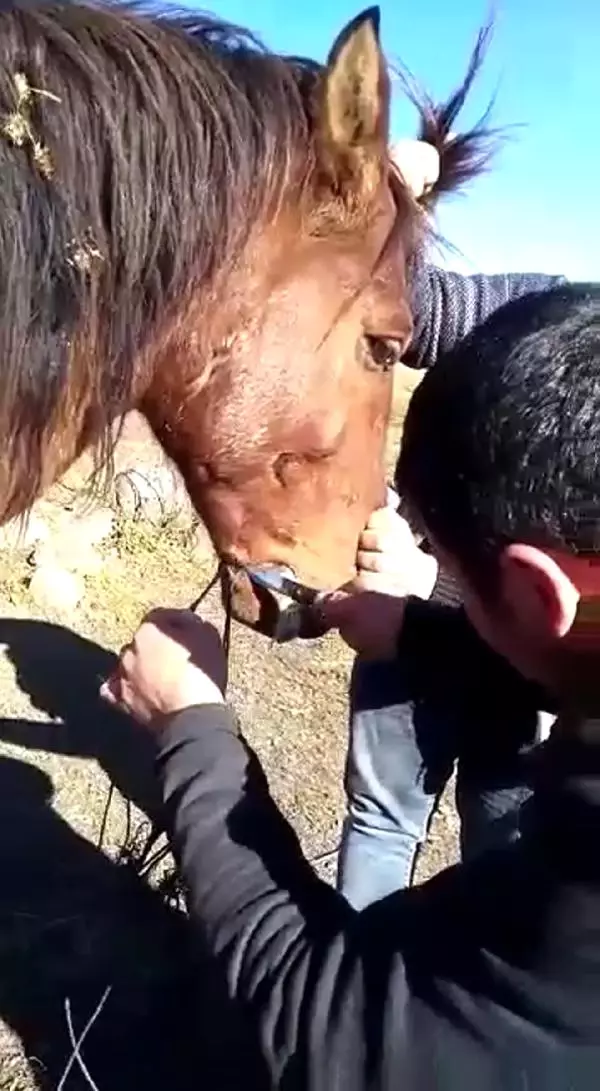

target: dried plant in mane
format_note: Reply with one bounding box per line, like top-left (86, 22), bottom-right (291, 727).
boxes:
top-left (0, 2), bottom-right (317, 509)
top-left (0, 2), bottom-right (497, 634)
top-left (0, 69), bottom-right (58, 177)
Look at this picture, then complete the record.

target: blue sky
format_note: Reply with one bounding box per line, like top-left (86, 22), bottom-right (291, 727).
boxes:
top-left (182, 0), bottom-right (597, 280)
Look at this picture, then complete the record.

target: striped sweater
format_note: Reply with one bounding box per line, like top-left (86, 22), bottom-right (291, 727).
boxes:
top-left (400, 262), bottom-right (566, 606)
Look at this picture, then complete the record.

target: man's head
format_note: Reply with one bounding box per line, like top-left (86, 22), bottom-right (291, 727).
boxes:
top-left (397, 283), bottom-right (600, 705)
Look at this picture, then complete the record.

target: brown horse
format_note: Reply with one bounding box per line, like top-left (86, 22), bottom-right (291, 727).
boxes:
top-left (0, 1), bottom-right (491, 633)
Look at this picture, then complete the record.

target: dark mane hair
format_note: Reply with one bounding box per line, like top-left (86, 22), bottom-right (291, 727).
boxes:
top-left (288, 24), bottom-right (498, 278)
top-left (0, 1), bottom-right (320, 515)
top-left (408, 22), bottom-right (498, 205)
top-left (0, 1), bottom-right (494, 521)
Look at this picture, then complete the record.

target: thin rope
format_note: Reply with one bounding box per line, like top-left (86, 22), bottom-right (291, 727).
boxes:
top-left (58, 986), bottom-right (112, 1091)
top-left (309, 847), bottom-right (338, 867)
top-left (189, 560), bottom-right (232, 687)
top-left (98, 560), bottom-right (338, 887)
top-left (96, 781), bottom-right (114, 852)
top-left (96, 562), bottom-right (231, 884)
top-left (188, 563), bottom-right (222, 615)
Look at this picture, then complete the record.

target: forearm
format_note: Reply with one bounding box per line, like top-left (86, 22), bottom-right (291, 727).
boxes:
top-left (405, 260), bottom-right (566, 370)
top-left (156, 706), bottom-right (370, 1088)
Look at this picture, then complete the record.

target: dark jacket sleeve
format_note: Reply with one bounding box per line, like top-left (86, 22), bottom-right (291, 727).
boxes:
top-left (157, 704), bottom-right (376, 1090)
top-left (154, 605), bottom-right (555, 1090)
top-left (404, 262), bottom-right (566, 370)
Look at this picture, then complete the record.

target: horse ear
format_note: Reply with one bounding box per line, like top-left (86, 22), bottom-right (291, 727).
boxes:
top-left (318, 7), bottom-right (390, 196)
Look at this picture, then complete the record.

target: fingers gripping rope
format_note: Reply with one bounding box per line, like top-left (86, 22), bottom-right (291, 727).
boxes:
top-left (97, 562), bottom-right (232, 875)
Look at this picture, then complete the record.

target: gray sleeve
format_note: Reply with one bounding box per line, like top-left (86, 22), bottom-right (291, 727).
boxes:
top-left (404, 262), bottom-right (566, 370)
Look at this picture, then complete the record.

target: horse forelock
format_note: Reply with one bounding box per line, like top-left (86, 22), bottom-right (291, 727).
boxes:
top-left (395, 21), bottom-right (501, 210)
top-left (0, 0), bottom-right (322, 519)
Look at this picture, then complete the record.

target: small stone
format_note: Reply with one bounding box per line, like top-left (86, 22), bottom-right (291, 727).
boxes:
top-left (30, 538), bottom-right (104, 576)
top-left (29, 565), bottom-right (84, 612)
top-left (0, 512), bottom-right (49, 551)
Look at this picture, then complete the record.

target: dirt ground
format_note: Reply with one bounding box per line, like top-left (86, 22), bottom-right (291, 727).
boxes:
top-left (0, 368), bottom-right (459, 1089)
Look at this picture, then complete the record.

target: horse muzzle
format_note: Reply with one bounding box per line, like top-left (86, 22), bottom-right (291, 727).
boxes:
top-left (224, 562), bottom-right (328, 642)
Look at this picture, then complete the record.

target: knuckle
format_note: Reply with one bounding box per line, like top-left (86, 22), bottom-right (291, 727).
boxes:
top-left (143, 607), bottom-right (164, 625)
top-left (356, 552), bottom-right (379, 574)
top-left (354, 572), bottom-right (381, 593)
top-left (121, 648), bottom-right (136, 672)
top-left (371, 532), bottom-right (388, 552)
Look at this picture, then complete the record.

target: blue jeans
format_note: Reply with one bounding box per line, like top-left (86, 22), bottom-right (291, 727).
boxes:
top-left (338, 656), bottom-right (548, 910)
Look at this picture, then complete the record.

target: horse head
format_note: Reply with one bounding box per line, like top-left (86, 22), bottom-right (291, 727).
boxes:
top-left (0, 3), bottom-right (494, 637)
top-left (139, 10), bottom-right (495, 633)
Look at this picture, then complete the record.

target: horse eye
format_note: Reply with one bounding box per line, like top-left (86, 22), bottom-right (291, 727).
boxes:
top-left (363, 335), bottom-right (403, 372)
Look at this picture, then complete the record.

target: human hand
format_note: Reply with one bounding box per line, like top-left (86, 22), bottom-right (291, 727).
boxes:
top-left (353, 501), bottom-right (438, 601)
top-left (318, 589), bottom-right (406, 659)
top-left (316, 494), bottom-right (436, 657)
top-left (100, 608), bottom-right (226, 728)
top-left (391, 139), bottom-right (440, 199)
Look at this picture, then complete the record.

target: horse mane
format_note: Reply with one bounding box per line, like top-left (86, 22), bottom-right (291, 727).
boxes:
top-left (287, 21), bottom-right (498, 206)
top-left (285, 27), bottom-right (498, 330)
top-left (0, 1), bottom-right (319, 518)
top-left (400, 22), bottom-right (499, 207)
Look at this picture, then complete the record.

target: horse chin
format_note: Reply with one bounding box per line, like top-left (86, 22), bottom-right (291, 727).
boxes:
top-left (222, 566), bottom-right (326, 643)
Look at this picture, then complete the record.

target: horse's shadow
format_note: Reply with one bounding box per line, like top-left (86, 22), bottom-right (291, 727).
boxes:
top-left (0, 617), bottom-right (161, 821)
top-left (0, 618), bottom-right (251, 1089)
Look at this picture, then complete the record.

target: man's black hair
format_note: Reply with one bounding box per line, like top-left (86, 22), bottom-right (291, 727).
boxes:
top-left (396, 283), bottom-right (600, 588)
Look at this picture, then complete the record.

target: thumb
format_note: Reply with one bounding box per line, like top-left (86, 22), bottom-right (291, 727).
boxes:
top-left (391, 139), bottom-right (440, 198)
top-left (100, 674), bottom-right (119, 705)
top-left (317, 589), bottom-right (356, 629)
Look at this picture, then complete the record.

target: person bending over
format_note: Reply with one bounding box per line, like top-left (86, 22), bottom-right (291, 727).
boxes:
top-left (339, 142), bottom-right (565, 906)
top-left (338, 187), bottom-right (566, 904)
top-left (103, 283), bottom-right (600, 1090)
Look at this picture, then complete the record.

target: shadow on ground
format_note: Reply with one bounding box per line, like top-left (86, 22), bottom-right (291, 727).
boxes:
top-left (0, 618), bottom-right (160, 820)
top-left (0, 619), bottom-right (258, 1090)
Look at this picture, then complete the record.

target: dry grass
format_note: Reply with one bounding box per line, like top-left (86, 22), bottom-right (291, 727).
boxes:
top-left (79, 519), bottom-right (215, 646)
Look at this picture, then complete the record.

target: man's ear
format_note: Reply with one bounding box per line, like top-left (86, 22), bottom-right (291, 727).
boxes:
top-left (502, 543), bottom-right (579, 640)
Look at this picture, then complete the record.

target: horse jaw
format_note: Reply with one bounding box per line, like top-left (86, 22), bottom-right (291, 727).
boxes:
top-left (223, 565), bottom-right (327, 642)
